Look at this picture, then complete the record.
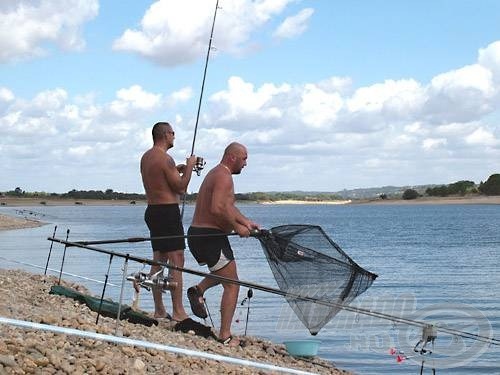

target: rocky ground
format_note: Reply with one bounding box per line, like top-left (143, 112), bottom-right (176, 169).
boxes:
top-left (0, 269), bottom-right (349, 374)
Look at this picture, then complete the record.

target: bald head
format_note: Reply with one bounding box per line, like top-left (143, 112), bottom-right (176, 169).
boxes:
top-left (223, 142), bottom-right (246, 158)
top-left (222, 142), bottom-right (248, 174)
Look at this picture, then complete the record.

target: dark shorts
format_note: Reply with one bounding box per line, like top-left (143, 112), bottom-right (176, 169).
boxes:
top-left (144, 204), bottom-right (185, 252)
top-left (187, 227), bottom-right (234, 272)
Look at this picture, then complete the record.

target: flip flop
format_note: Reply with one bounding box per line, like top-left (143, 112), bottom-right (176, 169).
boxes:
top-left (217, 335), bottom-right (240, 347)
top-left (174, 318), bottom-right (216, 339)
top-left (187, 286), bottom-right (208, 319)
top-left (154, 312), bottom-right (172, 320)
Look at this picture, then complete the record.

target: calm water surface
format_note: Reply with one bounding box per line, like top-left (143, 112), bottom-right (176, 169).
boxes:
top-left (1, 203), bottom-right (499, 374)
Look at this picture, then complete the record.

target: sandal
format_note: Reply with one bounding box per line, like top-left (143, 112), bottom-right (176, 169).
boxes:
top-left (153, 312), bottom-right (172, 322)
top-left (218, 335), bottom-right (240, 347)
top-left (187, 286), bottom-right (208, 319)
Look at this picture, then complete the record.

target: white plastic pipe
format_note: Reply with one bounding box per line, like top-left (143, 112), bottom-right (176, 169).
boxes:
top-left (0, 316), bottom-right (317, 375)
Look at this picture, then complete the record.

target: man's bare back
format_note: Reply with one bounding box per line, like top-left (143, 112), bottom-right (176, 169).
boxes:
top-left (141, 147), bottom-right (180, 205)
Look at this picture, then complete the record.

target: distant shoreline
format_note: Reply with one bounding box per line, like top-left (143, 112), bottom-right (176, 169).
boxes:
top-left (260, 199), bottom-right (352, 205)
top-left (353, 195), bottom-right (500, 205)
top-left (1, 195), bottom-right (499, 209)
top-left (0, 197), bottom-right (147, 207)
top-left (0, 213), bottom-right (44, 231)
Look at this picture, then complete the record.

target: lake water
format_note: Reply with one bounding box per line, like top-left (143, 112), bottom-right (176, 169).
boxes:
top-left (1, 203), bottom-right (499, 374)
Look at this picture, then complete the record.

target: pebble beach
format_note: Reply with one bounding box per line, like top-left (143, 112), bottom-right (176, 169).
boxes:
top-left (0, 214), bottom-right (348, 375)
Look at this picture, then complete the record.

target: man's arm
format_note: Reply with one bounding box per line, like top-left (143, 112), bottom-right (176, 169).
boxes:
top-left (163, 155), bottom-right (196, 194)
top-left (210, 175), bottom-right (258, 237)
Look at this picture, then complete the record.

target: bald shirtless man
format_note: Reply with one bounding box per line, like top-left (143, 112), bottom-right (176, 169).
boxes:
top-left (141, 122), bottom-right (196, 321)
top-left (187, 142), bottom-right (259, 346)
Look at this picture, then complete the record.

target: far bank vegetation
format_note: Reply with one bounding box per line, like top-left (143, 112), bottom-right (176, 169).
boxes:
top-left (1, 174), bottom-right (499, 203)
top-left (401, 173), bottom-right (500, 200)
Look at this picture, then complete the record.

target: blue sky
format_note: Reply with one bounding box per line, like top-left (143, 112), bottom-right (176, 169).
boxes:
top-left (1, 0), bottom-right (499, 194)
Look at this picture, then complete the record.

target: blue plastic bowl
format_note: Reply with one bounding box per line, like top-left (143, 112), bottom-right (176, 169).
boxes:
top-left (283, 339), bottom-right (321, 357)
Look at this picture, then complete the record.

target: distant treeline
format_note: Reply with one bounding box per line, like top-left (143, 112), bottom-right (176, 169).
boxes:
top-left (1, 188), bottom-right (343, 202)
top-left (402, 173), bottom-right (500, 200)
top-left (2, 174), bottom-right (498, 202)
top-left (425, 180), bottom-right (476, 197)
top-left (425, 174), bottom-right (500, 197)
top-left (1, 188), bottom-right (147, 201)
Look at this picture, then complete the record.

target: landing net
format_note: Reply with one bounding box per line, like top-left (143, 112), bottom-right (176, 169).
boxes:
top-left (256, 225), bottom-right (377, 335)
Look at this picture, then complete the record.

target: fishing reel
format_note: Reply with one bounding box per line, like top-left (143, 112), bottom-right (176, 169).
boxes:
top-left (127, 270), bottom-right (177, 292)
top-left (193, 156), bottom-right (206, 176)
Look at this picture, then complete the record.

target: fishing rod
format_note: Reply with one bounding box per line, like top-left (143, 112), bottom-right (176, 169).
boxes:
top-left (0, 255), bottom-right (120, 287)
top-left (47, 235), bottom-right (500, 346)
top-left (71, 230), bottom-right (242, 247)
top-left (190, 0), bottom-right (219, 156)
top-left (180, 0), bottom-right (220, 219)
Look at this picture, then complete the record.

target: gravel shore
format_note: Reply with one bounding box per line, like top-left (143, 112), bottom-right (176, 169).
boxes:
top-left (0, 213), bottom-right (348, 374)
top-left (0, 255), bottom-right (348, 374)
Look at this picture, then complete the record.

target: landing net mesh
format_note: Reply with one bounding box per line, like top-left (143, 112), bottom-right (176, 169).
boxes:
top-left (256, 224), bottom-right (377, 335)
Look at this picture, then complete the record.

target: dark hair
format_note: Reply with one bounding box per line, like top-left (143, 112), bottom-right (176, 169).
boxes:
top-left (152, 122), bottom-right (171, 142)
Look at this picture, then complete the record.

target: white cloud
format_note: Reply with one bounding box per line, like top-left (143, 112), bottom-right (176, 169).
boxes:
top-left (273, 8), bottom-right (314, 39)
top-left (210, 76), bottom-right (291, 124)
top-left (299, 84), bottom-right (343, 128)
top-left (465, 127), bottom-right (497, 146)
top-left (422, 138), bottom-right (447, 150)
top-left (431, 64), bottom-right (494, 95)
top-left (68, 145), bottom-right (93, 157)
top-left (347, 79), bottom-right (425, 114)
top-left (404, 122), bottom-right (426, 135)
top-left (478, 41), bottom-right (500, 82)
top-left (0, 0), bottom-right (99, 62)
top-left (425, 64), bottom-right (495, 123)
top-left (110, 85), bottom-right (161, 116)
top-left (32, 88), bottom-right (68, 110)
top-left (168, 87), bottom-right (193, 105)
top-left (113, 0), bottom-right (294, 66)
top-left (0, 87), bottom-right (14, 102)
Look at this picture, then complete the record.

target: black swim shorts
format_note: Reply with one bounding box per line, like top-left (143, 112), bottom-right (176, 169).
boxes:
top-left (187, 226), bottom-right (234, 272)
top-left (144, 204), bottom-right (185, 252)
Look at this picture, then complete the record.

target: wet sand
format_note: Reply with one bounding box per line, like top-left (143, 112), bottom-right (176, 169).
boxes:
top-left (0, 213), bottom-right (44, 231)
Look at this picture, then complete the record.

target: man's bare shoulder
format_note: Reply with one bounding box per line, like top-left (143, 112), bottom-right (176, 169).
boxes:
top-left (142, 148), bottom-right (171, 164)
top-left (209, 166), bottom-right (233, 188)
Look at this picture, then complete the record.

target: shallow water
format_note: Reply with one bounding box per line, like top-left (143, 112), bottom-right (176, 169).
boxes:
top-left (1, 203), bottom-right (499, 374)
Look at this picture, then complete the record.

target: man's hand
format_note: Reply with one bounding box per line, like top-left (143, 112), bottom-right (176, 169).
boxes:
top-left (177, 155), bottom-right (197, 175)
top-left (235, 223), bottom-right (251, 238)
top-left (186, 155), bottom-right (197, 170)
top-left (176, 164), bottom-right (186, 174)
top-left (247, 220), bottom-right (260, 230)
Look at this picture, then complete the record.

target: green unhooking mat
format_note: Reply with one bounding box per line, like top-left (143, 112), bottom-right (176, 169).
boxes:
top-left (49, 285), bottom-right (158, 327)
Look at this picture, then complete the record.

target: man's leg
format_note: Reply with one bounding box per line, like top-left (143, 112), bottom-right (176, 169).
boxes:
top-left (166, 250), bottom-right (189, 321)
top-left (213, 260), bottom-right (240, 345)
top-left (197, 274), bottom-right (220, 295)
top-left (151, 251), bottom-right (168, 318)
